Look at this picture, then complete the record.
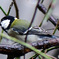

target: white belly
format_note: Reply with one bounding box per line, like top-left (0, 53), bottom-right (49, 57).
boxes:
top-left (15, 35), bottom-right (42, 43)
top-left (7, 28), bottom-right (42, 43)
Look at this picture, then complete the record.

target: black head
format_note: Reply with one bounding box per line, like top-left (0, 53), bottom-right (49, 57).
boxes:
top-left (0, 16), bottom-right (15, 32)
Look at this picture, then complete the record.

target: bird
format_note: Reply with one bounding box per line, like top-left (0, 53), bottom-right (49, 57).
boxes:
top-left (0, 16), bottom-right (57, 43)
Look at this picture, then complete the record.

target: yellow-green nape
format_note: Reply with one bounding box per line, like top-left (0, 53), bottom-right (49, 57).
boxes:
top-left (11, 18), bottom-right (19, 28)
top-left (11, 18), bottom-right (30, 29)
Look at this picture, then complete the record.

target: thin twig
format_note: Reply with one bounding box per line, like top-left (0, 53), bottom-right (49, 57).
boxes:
top-left (7, 1), bottom-right (14, 16)
top-left (24, 0), bottom-right (41, 59)
top-left (29, 0), bottom-right (40, 28)
top-left (47, 46), bottom-right (59, 52)
top-left (13, 0), bottom-right (19, 18)
top-left (30, 54), bottom-right (38, 59)
top-left (25, 0), bottom-right (41, 44)
top-left (37, 3), bottom-right (58, 28)
top-left (0, 30), bottom-right (3, 42)
top-left (53, 20), bottom-right (59, 35)
top-left (0, 6), bottom-right (7, 15)
top-left (39, 0), bottom-right (56, 27)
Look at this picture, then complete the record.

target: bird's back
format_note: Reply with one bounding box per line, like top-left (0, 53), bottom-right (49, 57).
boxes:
top-left (10, 19), bottom-right (30, 32)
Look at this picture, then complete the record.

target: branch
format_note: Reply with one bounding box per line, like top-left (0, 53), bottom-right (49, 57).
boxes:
top-left (7, 1), bottom-right (14, 16)
top-left (24, 1), bottom-right (42, 58)
top-left (0, 37), bottom-right (59, 58)
top-left (37, 3), bottom-right (58, 28)
top-left (0, 44), bottom-right (24, 57)
top-left (13, 0), bottom-right (19, 18)
top-left (0, 6), bottom-right (7, 15)
top-left (0, 33), bottom-right (53, 59)
top-left (25, 0), bottom-right (41, 42)
top-left (28, 0), bottom-right (40, 28)
top-left (39, 0), bottom-right (56, 27)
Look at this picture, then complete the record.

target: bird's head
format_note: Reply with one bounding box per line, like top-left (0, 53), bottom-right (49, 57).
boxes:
top-left (0, 16), bottom-right (15, 32)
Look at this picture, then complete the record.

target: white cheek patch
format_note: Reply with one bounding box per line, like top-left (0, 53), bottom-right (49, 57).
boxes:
top-left (1, 19), bottom-right (10, 29)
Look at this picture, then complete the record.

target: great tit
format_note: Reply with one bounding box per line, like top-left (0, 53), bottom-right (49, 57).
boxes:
top-left (0, 16), bottom-right (56, 43)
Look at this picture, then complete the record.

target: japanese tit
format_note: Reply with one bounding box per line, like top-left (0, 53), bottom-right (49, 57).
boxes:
top-left (0, 16), bottom-right (56, 43)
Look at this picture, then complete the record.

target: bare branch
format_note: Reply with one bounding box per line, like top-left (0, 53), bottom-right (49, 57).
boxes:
top-left (7, 1), bottom-right (14, 16)
top-left (13, 0), bottom-right (19, 18)
top-left (37, 3), bottom-right (58, 28)
top-left (0, 38), bottom-right (59, 57)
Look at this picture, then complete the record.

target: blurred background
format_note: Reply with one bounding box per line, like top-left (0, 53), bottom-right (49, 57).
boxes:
top-left (0, 0), bottom-right (59, 59)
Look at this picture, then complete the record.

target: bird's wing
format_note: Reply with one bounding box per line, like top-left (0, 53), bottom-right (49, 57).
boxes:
top-left (12, 26), bottom-right (51, 36)
top-left (10, 27), bottom-right (56, 39)
top-left (12, 27), bottom-right (24, 35)
top-left (27, 27), bottom-right (57, 39)
top-left (27, 27), bottom-right (52, 36)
